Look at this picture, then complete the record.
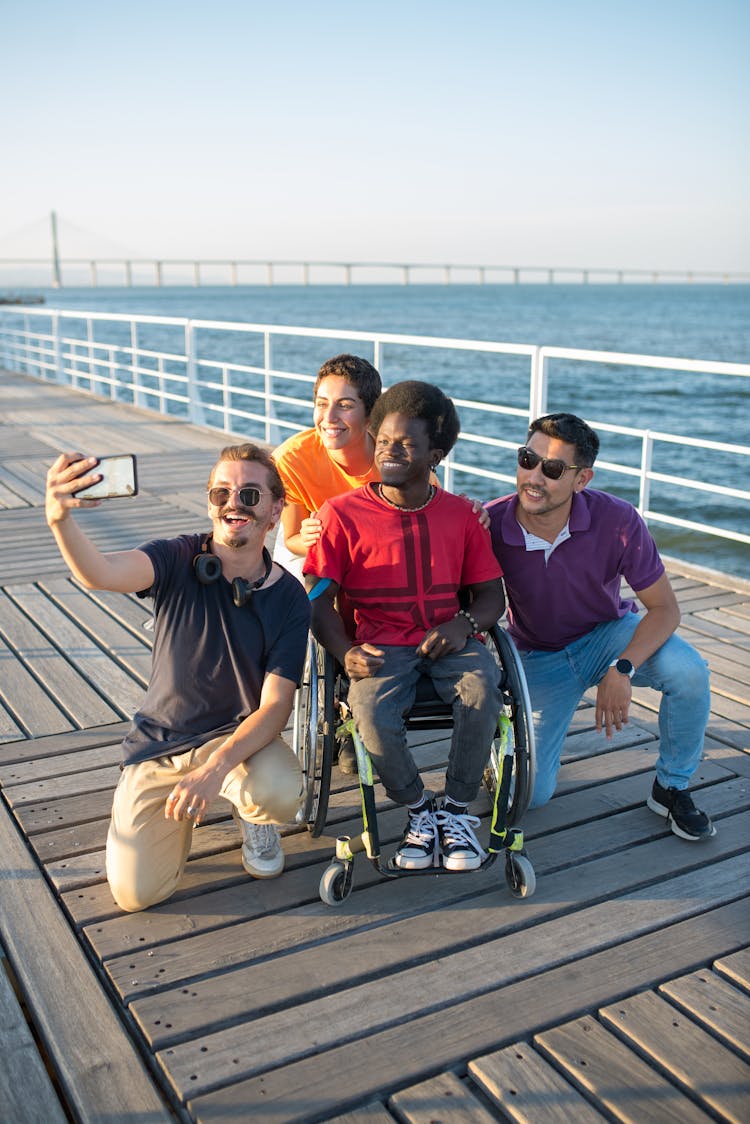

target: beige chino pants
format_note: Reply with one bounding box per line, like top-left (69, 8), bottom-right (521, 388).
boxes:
top-left (106, 734), bottom-right (302, 912)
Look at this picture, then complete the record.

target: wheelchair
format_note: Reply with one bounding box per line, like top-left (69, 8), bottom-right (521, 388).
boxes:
top-left (293, 624), bottom-right (536, 904)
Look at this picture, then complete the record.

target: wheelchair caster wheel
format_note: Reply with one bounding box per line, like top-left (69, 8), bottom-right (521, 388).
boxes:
top-left (320, 861), bottom-right (352, 906)
top-left (505, 852), bottom-right (536, 898)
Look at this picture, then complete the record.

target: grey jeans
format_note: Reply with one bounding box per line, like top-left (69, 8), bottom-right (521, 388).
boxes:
top-left (347, 638), bottom-right (502, 805)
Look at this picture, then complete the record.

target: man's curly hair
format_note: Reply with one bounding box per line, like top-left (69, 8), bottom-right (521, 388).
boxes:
top-left (369, 380), bottom-right (460, 455)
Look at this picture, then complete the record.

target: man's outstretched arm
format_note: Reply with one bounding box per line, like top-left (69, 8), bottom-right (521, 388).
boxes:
top-left (46, 452), bottom-right (155, 592)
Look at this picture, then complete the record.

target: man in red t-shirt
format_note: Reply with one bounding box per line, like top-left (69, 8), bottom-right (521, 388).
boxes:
top-left (305, 381), bottom-right (505, 872)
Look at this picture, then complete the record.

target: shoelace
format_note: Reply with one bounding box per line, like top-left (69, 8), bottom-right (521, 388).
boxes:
top-left (435, 809), bottom-right (487, 860)
top-left (403, 808), bottom-right (439, 850)
top-left (245, 822), bottom-right (279, 856)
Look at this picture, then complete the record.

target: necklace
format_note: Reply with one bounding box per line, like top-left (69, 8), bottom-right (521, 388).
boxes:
top-left (377, 483), bottom-right (435, 512)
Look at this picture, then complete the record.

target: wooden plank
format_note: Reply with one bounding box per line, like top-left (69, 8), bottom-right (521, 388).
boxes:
top-left (0, 480), bottom-right (30, 509)
top-left (0, 458), bottom-right (49, 504)
top-left (188, 898), bottom-right (750, 1121)
top-left (326, 1105), bottom-right (395, 1124)
top-left (0, 721), bottom-right (129, 765)
top-left (692, 615), bottom-right (750, 642)
top-left (19, 813), bottom-right (111, 862)
top-left (659, 969), bottom-right (750, 1059)
top-left (535, 1015), bottom-right (713, 1123)
top-left (0, 699), bottom-right (24, 743)
top-left (0, 801), bottom-right (173, 1120)
top-left (3, 764), bottom-right (122, 808)
top-left (152, 855), bottom-right (750, 1099)
top-left (0, 499), bottom-right (210, 583)
top-left (388, 1072), bottom-right (498, 1122)
top-left (715, 947), bottom-right (750, 992)
top-left (4, 585), bottom-right (145, 714)
top-left (15, 789), bottom-right (114, 835)
top-left (79, 585), bottom-right (156, 636)
top-left (0, 951), bottom-right (68, 1123)
top-left (0, 741), bottom-right (122, 785)
top-left (697, 608), bottom-right (750, 636)
top-left (469, 1040), bottom-right (612, 1123)
top-left (39, 578), bottom-right (154, 681)
top-left (0, 635), bottom-right (74, 737)
top-left (599, 990), bottom-right (750, 1123)
top-left (678, 613), bottom-right (750, 650)
top-left (0, 593), bottom-right (126, 730)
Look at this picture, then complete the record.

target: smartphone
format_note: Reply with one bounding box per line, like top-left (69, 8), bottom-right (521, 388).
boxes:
top-left (74, 454), bottom-right (139, 499)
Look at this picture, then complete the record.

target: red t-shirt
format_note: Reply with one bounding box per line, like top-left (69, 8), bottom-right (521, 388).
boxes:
top-left (304, 484), bottom-right (502, 647)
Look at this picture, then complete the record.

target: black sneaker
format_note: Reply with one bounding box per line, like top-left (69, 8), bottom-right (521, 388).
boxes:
top-left (436, 799), bottom-right (487, 871)
top-left (336, 733), bottom-right (357, 775)
top-left (647, 780), bottom-right (716, 841)
top-left (394, 795), bottom-right (439, 869)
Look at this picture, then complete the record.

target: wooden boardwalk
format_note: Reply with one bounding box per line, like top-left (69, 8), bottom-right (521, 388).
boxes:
top-left (1, 368), bottom-right (749, 1123)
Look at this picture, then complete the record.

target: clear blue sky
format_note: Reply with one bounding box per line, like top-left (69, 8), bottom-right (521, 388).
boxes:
top-left (2, 0), bottom-right (748, 270)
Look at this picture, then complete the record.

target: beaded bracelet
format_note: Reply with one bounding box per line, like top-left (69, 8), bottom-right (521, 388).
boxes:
top-left (455, 608), bottom-right (480, 634)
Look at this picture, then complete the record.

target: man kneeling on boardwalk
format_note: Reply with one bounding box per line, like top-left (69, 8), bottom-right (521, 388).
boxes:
top-left (305, 380), bottom-right (505, 871)
top-left (45, 444), bottom-right (309, 912)
top-left (486, 412), bottom-right (715, 841)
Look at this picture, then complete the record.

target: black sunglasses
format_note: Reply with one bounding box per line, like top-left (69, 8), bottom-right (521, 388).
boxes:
top-left (207, 486), bottom-right (265, 507)
top-left (517, 446), bottom-right (582, 481)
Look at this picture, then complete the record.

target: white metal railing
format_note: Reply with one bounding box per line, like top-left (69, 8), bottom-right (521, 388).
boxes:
top-left (1, 306), bottom-right (749, 557)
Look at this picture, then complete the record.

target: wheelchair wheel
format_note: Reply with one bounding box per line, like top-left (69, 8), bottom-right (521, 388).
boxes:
top-left (483, 626), bottom-right (536, 824)
top-left (320, 861), bottom-right (352, 906)
top-left (292, 637), bottom-right (335, 836)
top-left (505, 851), bottom-right (536, 898)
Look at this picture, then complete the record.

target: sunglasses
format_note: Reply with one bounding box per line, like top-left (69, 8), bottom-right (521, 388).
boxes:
top-left (517, 446), bottom-right (582, 481)
top-left (207, 486), bottom-right (266, 507)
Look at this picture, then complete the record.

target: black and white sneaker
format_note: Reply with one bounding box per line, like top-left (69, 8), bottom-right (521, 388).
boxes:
top-left (436, 799), bottom-right (487, 871)
top-left (647, 780), bottom-right (716, 841)
top-left (394, 795), bottom-right (439, 869)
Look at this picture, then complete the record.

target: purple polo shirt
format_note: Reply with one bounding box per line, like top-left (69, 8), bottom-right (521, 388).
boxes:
top-left (486, 489), bottom-right (665, 651)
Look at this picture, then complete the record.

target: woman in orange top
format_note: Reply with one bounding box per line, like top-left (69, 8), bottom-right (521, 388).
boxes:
top-left (272, 354), bottom-right (382, 581)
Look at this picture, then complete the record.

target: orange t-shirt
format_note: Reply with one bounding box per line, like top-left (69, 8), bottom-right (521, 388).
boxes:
top-left (272, 428), bottom-right (378, 513)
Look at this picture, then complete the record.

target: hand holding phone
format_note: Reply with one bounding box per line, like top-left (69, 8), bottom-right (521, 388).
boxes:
top-left (74, 454), bottom-right (139, 499)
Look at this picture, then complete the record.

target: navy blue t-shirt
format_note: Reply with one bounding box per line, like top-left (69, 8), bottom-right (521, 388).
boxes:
top-left (120, 534), bottom-right (310, 766)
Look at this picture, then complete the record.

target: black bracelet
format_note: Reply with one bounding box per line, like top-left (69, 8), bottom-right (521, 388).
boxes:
top-left (455, 608), bottom-right (480, 634)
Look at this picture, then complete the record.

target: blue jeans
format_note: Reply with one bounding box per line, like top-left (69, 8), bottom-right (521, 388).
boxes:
top-left (519, 614), bottom-right (711, 808)
top-left (347, 639), bottom-right (502, 805)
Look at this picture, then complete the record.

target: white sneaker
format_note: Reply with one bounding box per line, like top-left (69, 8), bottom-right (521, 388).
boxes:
top-left (436, 801), bottom-right (487, 871)
top-left (394, 796), bottom-right (439, 869)
top-left (232, 809), bottom-right (284, 878)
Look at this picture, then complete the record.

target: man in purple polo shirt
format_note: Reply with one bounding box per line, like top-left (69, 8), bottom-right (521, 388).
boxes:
top-left (486, 412), bottom-right (714, 841)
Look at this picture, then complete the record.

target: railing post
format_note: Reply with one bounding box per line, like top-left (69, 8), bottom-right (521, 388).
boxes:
top-left (529, 347), bottom-right (547, 421)
top-left (639, 432), bottom-right (654, 516)
top-left (442, 451), bottom-right (454, 493)
top-left (87, 318), bottom-right (95, 391)
top-left (185, 319), bottom-right (204, 425)
top-left (53, 313), bottom-right (64, 383)
top-left (130, 320), bottom-right (141, 407)
top-left (109, 346), bottom-right (117, 399)
top-left (264, 330), bottom-right (273, 443)
top-left (23, 313), bottom-right (30, 375)
top-left (222, 364), bottom-right (231, 433)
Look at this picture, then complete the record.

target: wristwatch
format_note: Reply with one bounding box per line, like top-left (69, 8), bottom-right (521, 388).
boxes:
top-left (610, 658), bottom-right (635, 679)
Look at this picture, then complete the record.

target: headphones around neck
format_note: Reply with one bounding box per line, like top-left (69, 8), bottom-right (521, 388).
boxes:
top-left (193, 535), bottom-right (273, 607)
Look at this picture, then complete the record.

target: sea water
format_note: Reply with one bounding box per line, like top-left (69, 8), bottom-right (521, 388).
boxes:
top-left (21, 283), bottom-right (750, 579)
